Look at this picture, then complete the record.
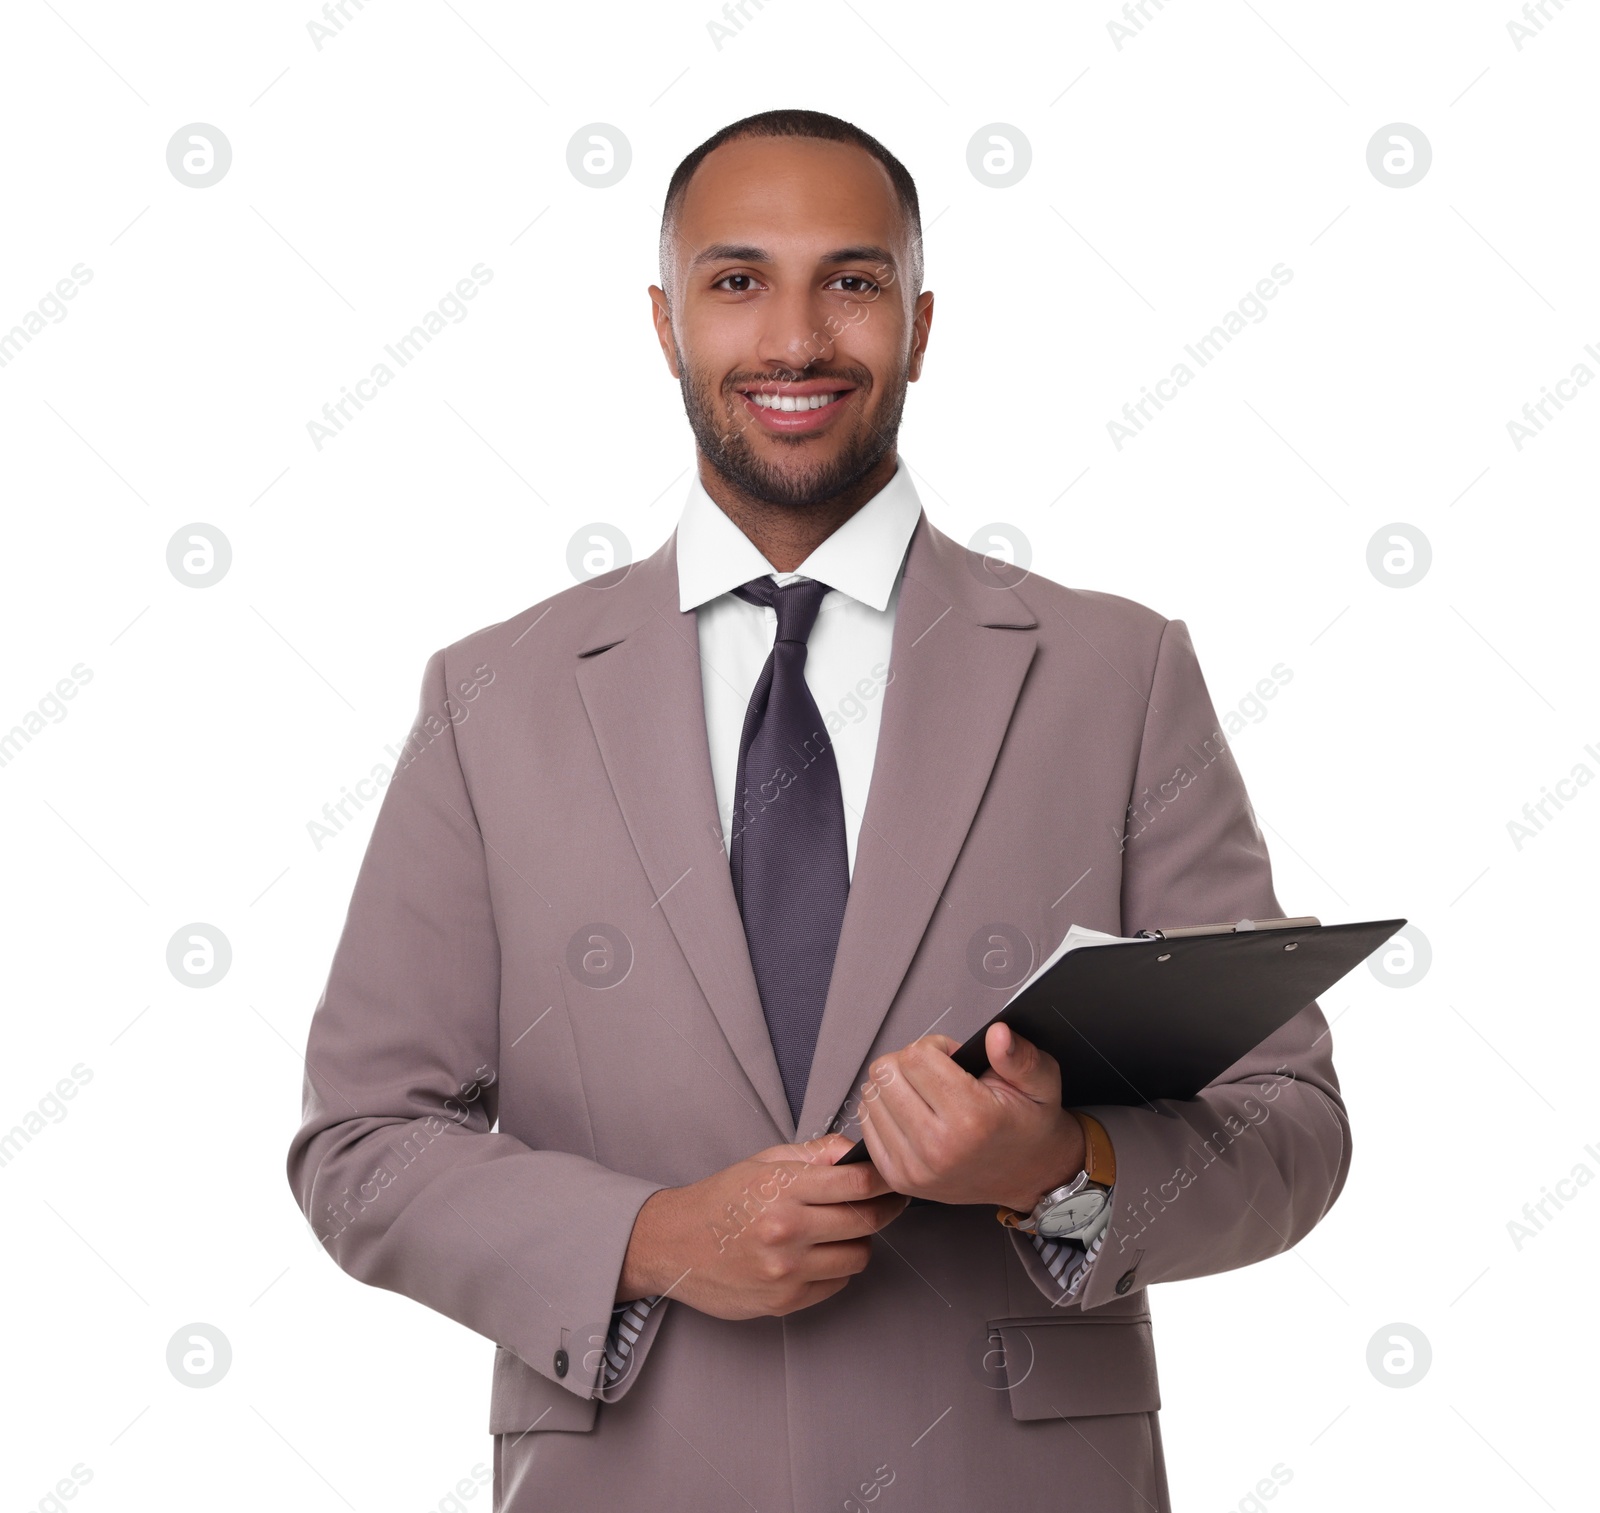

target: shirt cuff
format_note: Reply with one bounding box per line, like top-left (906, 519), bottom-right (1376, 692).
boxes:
top-left (1027, 1224), bottom-right (1105, 1305)
top-left (598, 1295), bottom-right (664, 1396)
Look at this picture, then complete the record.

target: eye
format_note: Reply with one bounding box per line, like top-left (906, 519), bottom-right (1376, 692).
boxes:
top-left (827, 274), bottom-right (881, 296)
top-left (713, 272), bottom-right (762, 293)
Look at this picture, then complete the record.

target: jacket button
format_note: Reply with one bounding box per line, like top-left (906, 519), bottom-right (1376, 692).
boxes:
top-left (553, 1348), bottom-right (569, 1378)
top-left (1115, 1270), bottom-right (1136, 1295)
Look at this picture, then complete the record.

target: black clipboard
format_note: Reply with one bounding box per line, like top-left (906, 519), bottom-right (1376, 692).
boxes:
top-left (835, 915), bottom-right (1406, 1166)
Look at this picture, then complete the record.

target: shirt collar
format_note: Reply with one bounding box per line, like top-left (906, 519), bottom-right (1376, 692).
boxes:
top-left (675, 457), bottom-right (923, 614)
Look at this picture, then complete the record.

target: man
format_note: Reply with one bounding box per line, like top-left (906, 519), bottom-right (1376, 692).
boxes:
top-left (287, 109), bottom-right (1351, 1511)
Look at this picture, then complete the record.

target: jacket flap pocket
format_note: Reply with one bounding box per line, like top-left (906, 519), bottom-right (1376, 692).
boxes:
top-left (987, 1318), bottom-right (1160, 1422)
top-left (490, 1345), bottom-right (598, 1434)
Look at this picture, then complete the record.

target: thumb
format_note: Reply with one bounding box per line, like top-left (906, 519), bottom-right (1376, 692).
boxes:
top-left (986, 1023), bottom-right (1057, 1098)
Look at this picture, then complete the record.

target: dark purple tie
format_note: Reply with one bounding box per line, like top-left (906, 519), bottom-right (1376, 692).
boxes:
top-left (729, 575), bottom-right (850, 1123)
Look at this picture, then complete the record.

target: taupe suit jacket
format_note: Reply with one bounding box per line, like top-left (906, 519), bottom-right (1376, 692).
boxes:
top-left (286, 510), bottom-right (1351, 1512)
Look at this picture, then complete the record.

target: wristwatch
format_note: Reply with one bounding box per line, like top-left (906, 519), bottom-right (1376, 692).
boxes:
top-left (997, 1111), bottom-right (1116, 1243)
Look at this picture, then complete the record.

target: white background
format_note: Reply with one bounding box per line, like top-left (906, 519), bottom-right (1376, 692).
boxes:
top-left (2, 2), bottom-right (1596, 1509)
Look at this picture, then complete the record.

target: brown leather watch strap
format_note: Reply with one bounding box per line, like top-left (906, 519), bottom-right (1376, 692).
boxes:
top-left (995, 1110), bottom-right (1117, 1230)
top-left (1075, 1110), bottom-right (1116, 1186)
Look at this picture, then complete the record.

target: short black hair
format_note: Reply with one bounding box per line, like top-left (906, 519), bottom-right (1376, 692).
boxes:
top-left (659, 108), bottom-right (923, 299)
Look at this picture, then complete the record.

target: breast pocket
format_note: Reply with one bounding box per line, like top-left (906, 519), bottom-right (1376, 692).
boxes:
top-left (984, 1315), bottom-right (1161, 1422)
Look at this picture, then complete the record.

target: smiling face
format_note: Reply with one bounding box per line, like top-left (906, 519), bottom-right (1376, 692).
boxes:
top-left (650, 134), bottom-right (933, 511)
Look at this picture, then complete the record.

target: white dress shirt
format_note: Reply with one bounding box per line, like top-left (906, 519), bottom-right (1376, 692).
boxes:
top-left (675, 458), bottom-right (922, 880)
top-left (598, 458), bottom-right (1099, 1395)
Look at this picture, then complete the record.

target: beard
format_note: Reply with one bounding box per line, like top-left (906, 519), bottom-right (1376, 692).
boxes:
top-left (675, 347), bottom-right (909, 510)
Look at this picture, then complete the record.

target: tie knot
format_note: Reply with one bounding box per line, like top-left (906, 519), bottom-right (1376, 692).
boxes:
top-left (732, 575), bottom-right (832, 644)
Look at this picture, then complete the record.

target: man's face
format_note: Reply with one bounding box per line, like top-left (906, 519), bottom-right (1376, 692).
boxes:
top-left (650, 136), bottom-right (934, 510)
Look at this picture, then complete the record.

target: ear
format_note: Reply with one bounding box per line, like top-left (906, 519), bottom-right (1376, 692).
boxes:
top-left (648, 285), bottom-right (680, 379)
top-left (908, 289), bottom-right (934, 382)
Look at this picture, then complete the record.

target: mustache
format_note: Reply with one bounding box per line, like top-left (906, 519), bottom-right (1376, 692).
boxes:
top-left (721, 366), bottom-right (873, 392)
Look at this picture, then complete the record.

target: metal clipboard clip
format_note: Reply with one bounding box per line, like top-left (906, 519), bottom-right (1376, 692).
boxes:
top-left (1136, 915), bottom-right (1321, 941)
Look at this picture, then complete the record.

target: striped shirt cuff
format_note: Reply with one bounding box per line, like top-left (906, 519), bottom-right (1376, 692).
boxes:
top-left (598, 1293), bottom-right (662, 1394)
top-left (1026, 1225), bottom-right (1104, 1305)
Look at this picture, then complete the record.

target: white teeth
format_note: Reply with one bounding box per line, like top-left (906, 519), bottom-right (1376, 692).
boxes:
top-left (749, 391), bottom-right (840, 411)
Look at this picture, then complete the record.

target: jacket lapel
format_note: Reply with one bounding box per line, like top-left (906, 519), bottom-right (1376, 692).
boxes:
top-left (794, 513), bottom-right (1039, 1142)
top-left (572, 535), bottom-right (796, 1139)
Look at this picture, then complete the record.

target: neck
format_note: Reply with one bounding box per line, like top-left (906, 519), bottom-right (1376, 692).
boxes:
top-left (697, 449), bottom-right (899, 573)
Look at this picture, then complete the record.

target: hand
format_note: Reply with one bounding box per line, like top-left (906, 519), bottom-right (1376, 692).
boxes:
top-left (856, 1024), bottom-right (1086, 1212)
top-left (616, 1133), bottom-right (909, 1319)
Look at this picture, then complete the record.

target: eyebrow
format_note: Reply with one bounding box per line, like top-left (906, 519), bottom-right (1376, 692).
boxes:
top-left (686, 242), bottom-right (899, 271)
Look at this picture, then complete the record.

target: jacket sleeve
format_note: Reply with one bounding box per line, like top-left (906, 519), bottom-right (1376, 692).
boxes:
top-left (285, 648), bottom-right (668, 1401)
top-left (1012, 616), bottom-right (1353, 1312)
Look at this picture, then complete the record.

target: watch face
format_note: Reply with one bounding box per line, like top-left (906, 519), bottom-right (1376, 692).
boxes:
top-left (1037, 1189), bottom-right (1109, 1240)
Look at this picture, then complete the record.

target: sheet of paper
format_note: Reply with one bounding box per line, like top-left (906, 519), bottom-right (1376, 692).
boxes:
top-left (1001, 922), bottom-right (1144, 1011)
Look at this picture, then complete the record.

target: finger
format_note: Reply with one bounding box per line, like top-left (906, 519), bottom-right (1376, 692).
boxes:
top-left (788, 1238), bottom-right (875, 1287)
top-left (877, 1034), bottom-right (962, 1104)
top-left (742, 1231), bottom-right (873, 1294)
top-left (738, 1152), bottom-right (885, 1214)
top-left (872, 1042), bottom-right (973, 1134)
top-left (856, 1087), bottom-right (921, 1189)
top-left (789, 1152), bottom-right (897, 1204)
top-left (796, 1191), bottom-right (910, 1246)
top-left (983, 1023), bottom-right (1060, 1101)
top-left (870, 1045), bottom-right (932, 1109)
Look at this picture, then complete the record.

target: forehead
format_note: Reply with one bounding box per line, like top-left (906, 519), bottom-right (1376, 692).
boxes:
top-left (674, 135), bottom-right (908, 258)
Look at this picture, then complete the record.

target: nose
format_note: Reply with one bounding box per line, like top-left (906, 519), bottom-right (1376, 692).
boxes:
top-left (754, 279), bottom-right (836, 376)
